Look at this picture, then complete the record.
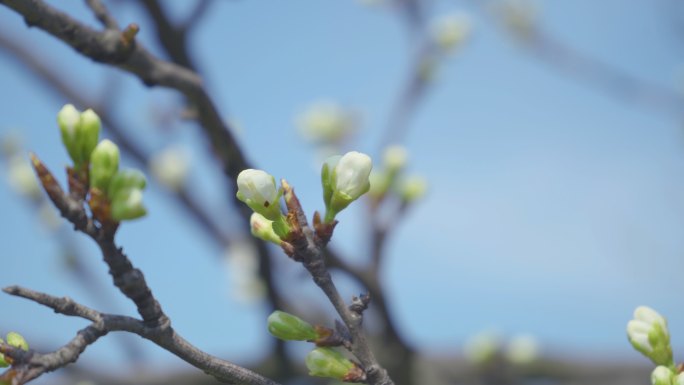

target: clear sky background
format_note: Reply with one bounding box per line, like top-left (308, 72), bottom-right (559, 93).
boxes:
top-left (1, 0), bottom-right (684, 382)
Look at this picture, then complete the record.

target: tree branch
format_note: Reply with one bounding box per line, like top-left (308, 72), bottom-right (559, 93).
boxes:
top-left (281, 183), bottom-right (395, 385)
top-left (3, 286), bottom-right (282, 385)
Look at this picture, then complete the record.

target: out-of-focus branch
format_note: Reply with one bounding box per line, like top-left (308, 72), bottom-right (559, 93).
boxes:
top-left (140, 0), bottom-right (197, 70)
top-left (0, 0), bottom-right (251, 183)
top-left (482, 0), bottom-right (684, 118)
top-left (181, 0), bottom-right (213, 32)
top-left (134, 1), bottom-right (294, 373)
top-left (2, 286), bottom-right (281, 385)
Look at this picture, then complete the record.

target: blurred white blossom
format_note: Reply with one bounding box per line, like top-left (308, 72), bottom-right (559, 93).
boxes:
top-left (7, 155), bottom-right (40, 199)
top-left (37, 201), bottom-right (61, 231)
top-left (224, 239), bottom-right (266, 304)
top-left (382, 145), bottom-right (408, 172)
top-left (297, 101), bottom-right (357, 147)
top-left (149, 146), bottom-right (190, 190)
top-left (464, 330), bottom-right (502, 364)
top-left (397, 175), bottom-right (428, 202)
top-left (430, 12), bottom-right (472, 53)
top-left (505, 334), bottom-right (540, 365)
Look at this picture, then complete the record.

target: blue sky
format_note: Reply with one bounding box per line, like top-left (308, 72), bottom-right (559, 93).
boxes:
top-left (1, 0), bottom-right (683, 380)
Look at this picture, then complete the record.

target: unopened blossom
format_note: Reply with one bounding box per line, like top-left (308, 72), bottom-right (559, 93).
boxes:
top-left (321, 151), bottom-right (372, 222)
top-left (627, 306), bottom-right (672, 366)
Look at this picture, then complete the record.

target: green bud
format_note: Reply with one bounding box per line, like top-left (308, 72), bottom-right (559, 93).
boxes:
top-left (111, 188), bottom-right (147, 221)
top-left (89, 140), bottom-right (120, 191)
top-left (108, 169), bottom-right (147, 199)
top-left (250, 213), bottom-right (282, 244)
top-left (78, 109), bottom-right (101, 163)
top-left (57, 104), bottom-right (83, 165)
top-left (267, 311), bottom-right (318, 341)
top-left (0, 338), bottom-right (7, 368)
top-left (57, 105), bottom-right (101, 169)
top-left (6, 332), bottom-right (28, 351)
top-left (321, 155), bottom-right (340, 212)
top-left (305, 347), bottom-right (355, 380)
top-left (652, 366), bottom-right (675, 385)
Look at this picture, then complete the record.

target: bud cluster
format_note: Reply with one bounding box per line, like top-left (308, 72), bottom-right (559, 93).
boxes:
top-left (627, 306), bottom-right (673, 367)
top-left (56, 104), bottom-right (147, 221)
top-left (626, 306), bottom-right (684, 385)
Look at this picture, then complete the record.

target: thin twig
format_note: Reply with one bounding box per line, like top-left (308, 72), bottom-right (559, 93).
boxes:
top-left (181, 0), bottom-right (213, 32)
top-left (282, 184), bottom-right (395, 385)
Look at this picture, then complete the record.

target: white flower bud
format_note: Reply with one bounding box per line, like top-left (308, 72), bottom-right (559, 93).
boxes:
top-left (236, 169), bottom-right (282, 221)
top-left (322, 151), bottom-right (372, 222)
top-left (627, 306), bottom-right (673, 366)
top-left (333, 151), bottom-right (372, 200)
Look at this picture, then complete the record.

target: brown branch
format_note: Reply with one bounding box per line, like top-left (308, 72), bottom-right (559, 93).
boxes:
top-left (281, 183), bottom-right (394, 385)
top-left (3, 286), bottom-right (282, 385)
top-left (30, 154), bottom-right (168, 328)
